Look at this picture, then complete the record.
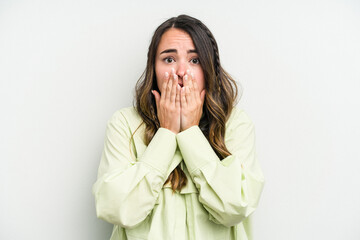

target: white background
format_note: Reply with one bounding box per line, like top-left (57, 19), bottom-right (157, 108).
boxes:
top-left (1, 0), bottom-right (359, 239)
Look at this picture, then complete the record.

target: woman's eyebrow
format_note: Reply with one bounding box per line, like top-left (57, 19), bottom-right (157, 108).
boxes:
top-left (160, 49), bottom-right (176, 54)
top-left (160, 49), bottom-right (197, 55)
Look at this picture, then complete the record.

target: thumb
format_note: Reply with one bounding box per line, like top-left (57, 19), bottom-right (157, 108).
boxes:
top-left (200, 89), bottom-right (206, 103)
top-left (151, 90), bottom-right (160, 108)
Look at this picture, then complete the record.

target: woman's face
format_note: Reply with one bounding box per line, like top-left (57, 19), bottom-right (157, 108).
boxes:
top-left (155, 28), bottom-right (205, 92)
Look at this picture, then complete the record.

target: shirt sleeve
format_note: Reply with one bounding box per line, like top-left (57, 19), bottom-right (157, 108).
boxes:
top-left (92, 110), bottom-right (179, 228)
top-left (176, 108), bottom-right (265, 227)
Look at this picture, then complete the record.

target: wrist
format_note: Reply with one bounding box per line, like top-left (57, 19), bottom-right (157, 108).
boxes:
top-left (181, 123), bottom-right (198, 132)
top-left (161, 125), bottom-right (179, 134)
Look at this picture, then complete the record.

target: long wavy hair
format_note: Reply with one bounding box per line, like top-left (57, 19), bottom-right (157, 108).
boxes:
top-left (134, 14), bottom-right (240, 192)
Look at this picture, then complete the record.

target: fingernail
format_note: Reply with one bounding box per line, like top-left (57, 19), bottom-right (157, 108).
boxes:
top-left (184, 75), bottom-right (188, 81)
top-left (165, 72), bottom-right (169, 78)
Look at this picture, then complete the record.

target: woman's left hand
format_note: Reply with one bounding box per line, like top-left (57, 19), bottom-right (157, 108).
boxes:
top-left (180, 70), bottom-right (206, 131)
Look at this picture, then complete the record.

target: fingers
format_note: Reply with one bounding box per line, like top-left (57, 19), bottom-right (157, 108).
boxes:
top-left (170, 80), bottom-right (177, 103)
top-left (180, 84), bottom-right (187, 108)
top-left (174, 68), bottom-right (181, 107)
top-left (157, 69), bottom-right (181, 108)
top-left (166, 77), bottom-right (173, 102)
top-left (161, 72), bottom-right (170, 102)
top-left (181, 73), bottom-right (190, 107)
top-left (184, 75), bottom-right (192, 101)
top-left (189, 74), bottom-right (197, 101)
top-left (183, 70), bottom-right (196, 103)
top-left (158, 68), bottom-right (208, 109)
top-left (175, 84), bottom-right (181, 108)
top-left (170, 69), bottom-right (178, 103)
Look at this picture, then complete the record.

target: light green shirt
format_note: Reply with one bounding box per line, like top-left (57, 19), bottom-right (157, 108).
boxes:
top-left (92, 107), bottom-right (265, 240)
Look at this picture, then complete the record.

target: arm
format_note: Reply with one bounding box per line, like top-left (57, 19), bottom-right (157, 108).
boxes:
top-left (92, 109), bottom-right (180, 228)
top-left (176, 109), bottom-right (265, 227)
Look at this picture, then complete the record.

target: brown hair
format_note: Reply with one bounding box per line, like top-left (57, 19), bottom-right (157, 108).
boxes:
top-left (134, 14), bottom-right (240, 192)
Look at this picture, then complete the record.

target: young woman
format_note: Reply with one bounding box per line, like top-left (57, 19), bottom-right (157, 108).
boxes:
top-left (93, 14), bottom-right (265, 240)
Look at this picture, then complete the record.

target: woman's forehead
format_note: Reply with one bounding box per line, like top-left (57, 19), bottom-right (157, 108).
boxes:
top-left (157, 28), bottom-right (195, 54)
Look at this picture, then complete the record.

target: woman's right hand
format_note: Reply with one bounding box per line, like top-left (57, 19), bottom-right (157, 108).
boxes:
top-left (152, 69), bottom-right (181, 134)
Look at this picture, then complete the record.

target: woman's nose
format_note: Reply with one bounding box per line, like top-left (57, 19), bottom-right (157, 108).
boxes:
top-left (176, 61), bottom-right (188, 79)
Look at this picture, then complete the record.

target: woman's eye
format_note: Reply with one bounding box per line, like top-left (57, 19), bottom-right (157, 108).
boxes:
top-left (164, 57), bottom-right (174, 63)
top-left (191, 58), bottom-right (200, 64)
